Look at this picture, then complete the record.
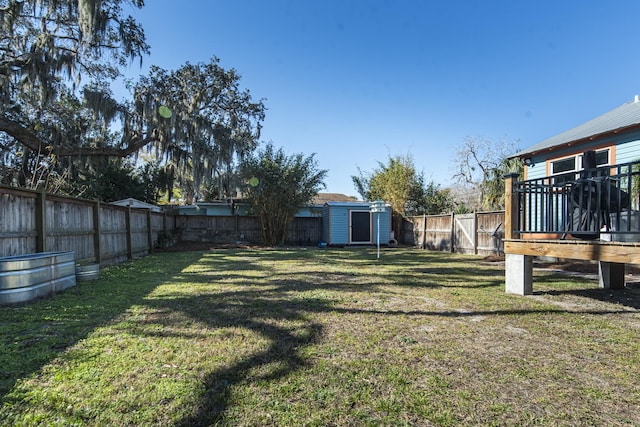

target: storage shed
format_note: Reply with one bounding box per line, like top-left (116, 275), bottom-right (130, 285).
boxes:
top-left (322, 201), bottom-right (392, 246)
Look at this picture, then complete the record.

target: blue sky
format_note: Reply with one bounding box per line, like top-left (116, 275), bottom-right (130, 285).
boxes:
top-left (121, 1), bottom-right (640, 197)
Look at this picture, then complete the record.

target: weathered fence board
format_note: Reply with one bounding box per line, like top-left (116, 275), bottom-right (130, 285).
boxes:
top-left (130, 209), bottom-right (151, 257)
top-left (99, 205), bottom-right (129, 265)
top-left (236, 216), bottom-right (262, 243)
top-left (0, 189), bottom-right (37, 256)
top-left (45, 196), bottom-right (95, 258)
top-left (285, 216), bottom-right (322, 245)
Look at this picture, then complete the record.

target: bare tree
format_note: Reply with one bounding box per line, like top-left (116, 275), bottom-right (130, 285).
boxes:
top-left (451, 136), bottom-right (520, 210)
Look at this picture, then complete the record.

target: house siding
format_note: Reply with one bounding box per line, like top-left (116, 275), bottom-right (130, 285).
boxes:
top-left (524, 160), bottom-right (547, 180)
top-left (177, 204), bottom-right (246, 216)
top-left (613, 131), bottom-right (640, 164)
top-left (525, 129), bottom-right (640, 180)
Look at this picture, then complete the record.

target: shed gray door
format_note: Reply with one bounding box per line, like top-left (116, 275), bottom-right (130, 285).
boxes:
top-left (351, 211), bottom-right (371, 243)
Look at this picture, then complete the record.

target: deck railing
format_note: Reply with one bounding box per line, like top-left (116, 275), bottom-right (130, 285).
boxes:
top-left (508, 160), bottom-right (640, 240)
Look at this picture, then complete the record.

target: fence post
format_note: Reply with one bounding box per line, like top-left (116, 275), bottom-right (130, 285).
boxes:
top-left (421, 214), bottom-right (427, 249)
top-left (93, 200), bottom-right (102, 264)
top-left (126, 206), bottom-right (133, 260)
top-left (450, 212), bottom-right (455, 253)
top-left (473, 212), bottom-right (479, 255)
top-left (35, 187), bottom-right (46, 252)
top-left (147, 210), bottom-right (154, 254)
top-left (504, 173), bottom-right (520, 240)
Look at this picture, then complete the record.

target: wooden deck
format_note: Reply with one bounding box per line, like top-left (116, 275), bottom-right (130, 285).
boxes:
top-left (503, 174), bottom-right (640, 294)
top-left (505, 238), bottom-right (640, 264)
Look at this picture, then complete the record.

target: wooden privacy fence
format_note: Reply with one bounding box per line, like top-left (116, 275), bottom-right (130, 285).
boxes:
top-left (0, 186), bottom-right (175, 265)
top-left (0, 186), bottom-right (323, 265)
top-left (174, 215), bottom-right (322, 246)
top-left (403, 211), bottom-right (505, 256)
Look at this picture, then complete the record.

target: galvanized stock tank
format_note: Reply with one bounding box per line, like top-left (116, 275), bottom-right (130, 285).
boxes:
top-left (0, 251), bottom-right (76, 305)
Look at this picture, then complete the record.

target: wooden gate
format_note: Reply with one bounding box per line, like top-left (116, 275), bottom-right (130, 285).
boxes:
top-left (404, 211), bottom-right (504, 256)
top-left (453, 213), bottom-right (476, 254)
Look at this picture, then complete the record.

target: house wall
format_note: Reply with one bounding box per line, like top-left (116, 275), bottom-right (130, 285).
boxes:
top-left (614, 129), bottom-right (640, 164)
top-left (177, 205), bottom-right (234, 216)
top-left (526, 128), bottom-right (640, 180)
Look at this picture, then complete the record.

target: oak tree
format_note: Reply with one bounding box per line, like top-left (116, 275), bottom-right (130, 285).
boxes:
top-left (129, 58), bottom-right (266, 202)
top-left (0, 0), bottom-right (150, 159)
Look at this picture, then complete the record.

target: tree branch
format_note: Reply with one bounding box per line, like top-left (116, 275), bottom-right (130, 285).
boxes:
top-left (0, 116), bottom-right (157, 158)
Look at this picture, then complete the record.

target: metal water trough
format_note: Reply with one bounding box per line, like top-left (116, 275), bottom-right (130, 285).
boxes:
top-left (0, 251), bottom-right (76, 305)
top-left (75, 263), bottom-right (100, 281)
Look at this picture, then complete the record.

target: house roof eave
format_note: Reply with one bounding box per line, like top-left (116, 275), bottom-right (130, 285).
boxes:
top-left (511, 98), bottom-right (640, 159)
top-left (513, 122), bottom-right (640, 159)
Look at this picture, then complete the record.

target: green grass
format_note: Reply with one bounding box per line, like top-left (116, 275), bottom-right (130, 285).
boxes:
top-left (1, 248), bottom-right (640, 426)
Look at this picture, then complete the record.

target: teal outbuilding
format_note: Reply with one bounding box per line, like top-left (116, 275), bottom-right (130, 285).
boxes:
top-left (322, 201), bottom-right (392, 246)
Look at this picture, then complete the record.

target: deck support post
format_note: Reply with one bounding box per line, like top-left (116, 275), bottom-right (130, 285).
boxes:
top-left (598, 262), bottom-right (625, 290)
top-left (505, 253), bottom-right (533, 295)
top-left (503, 173), bottom-right (520, 241)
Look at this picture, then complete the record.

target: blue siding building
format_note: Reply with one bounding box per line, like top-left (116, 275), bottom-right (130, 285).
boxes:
top-left (322, 201), bottom-right (392, 246)
top-left (176, 202), bottom-right (251, 216)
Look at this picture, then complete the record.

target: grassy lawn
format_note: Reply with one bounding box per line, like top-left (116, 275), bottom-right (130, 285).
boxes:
top-left (1, 248), bottom-right (640, 426)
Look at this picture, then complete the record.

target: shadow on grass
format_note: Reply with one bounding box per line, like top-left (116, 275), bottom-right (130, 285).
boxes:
top-left (6, 247), bottom-right (635, 424)
top-left (136, 284), bottom-right (325, 426)
top-left (124, 250), bottom-right (423, 424)
top-left (537, 286), bottom-right (640, 310)
top-left (141, 251), bottom-right (635, 425)
top-left (0, 251), bottom-right (204, 401)
top-left (528, 266), bottom-right (640, 308)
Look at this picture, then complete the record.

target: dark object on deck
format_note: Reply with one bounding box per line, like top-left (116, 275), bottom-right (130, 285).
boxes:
top-left (568, 151), bottom-right (630, 240)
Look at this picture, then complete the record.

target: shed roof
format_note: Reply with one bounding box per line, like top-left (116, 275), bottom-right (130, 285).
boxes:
top-left (324, 201), bottom-right (371, 207)
top-left (514, 98), bottom-right (640, 158)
